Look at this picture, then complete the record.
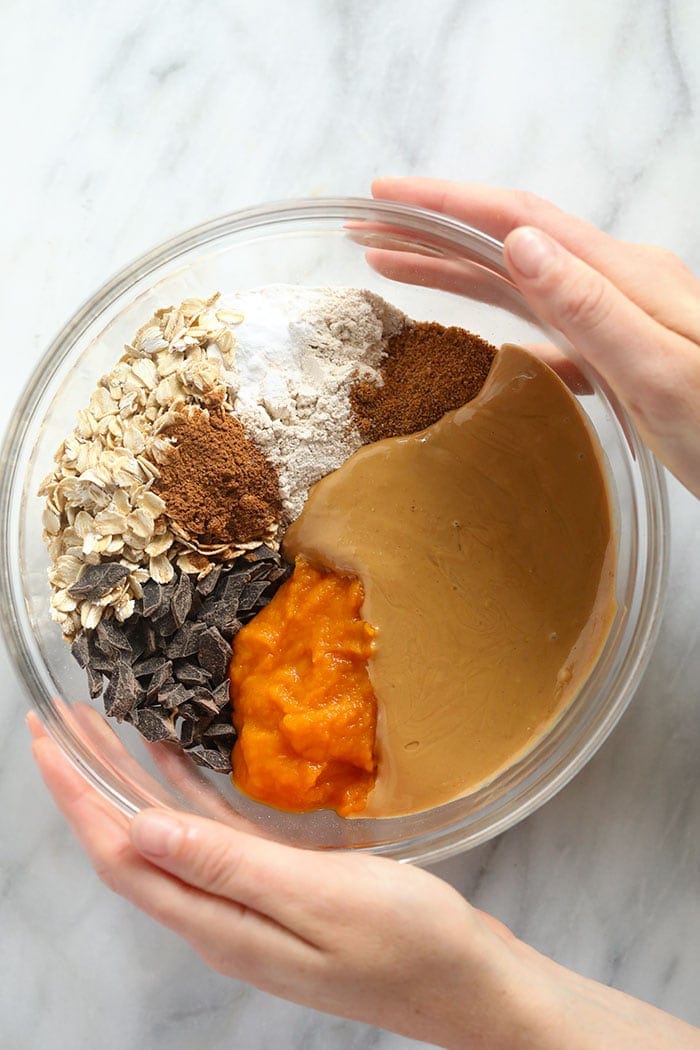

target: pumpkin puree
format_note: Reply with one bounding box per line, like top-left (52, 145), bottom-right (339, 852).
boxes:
top-left (229, 559), bottom-right (378, 815)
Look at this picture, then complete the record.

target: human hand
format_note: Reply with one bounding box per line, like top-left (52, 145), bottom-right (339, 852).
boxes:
top-left (28, 713), bottom-right (545, 1048)
top-left (29, 713), bottom-right (700, 1048)
top-left (372, 178), bottom-right (700, 498)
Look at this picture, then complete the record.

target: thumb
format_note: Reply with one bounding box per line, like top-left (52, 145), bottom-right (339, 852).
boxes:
top-left (130, 807), bottom-right (321, 922)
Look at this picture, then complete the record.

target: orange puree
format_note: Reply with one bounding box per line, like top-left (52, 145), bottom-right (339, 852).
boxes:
top-left (229, 559), bottom-right (378, 816)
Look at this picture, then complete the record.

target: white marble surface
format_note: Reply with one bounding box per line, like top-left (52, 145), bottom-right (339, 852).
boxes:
top-left (1, 2), bottom-right (699, 1047)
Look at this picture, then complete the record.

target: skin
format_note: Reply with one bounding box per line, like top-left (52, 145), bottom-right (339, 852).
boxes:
top-left (31, 180), bottom-right (700, 1048)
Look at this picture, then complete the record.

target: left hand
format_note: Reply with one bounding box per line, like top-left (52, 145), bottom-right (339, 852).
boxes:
top-left (28, 713), bottom-right (545, 1049)
top-left (29, 713), bottom-right (700, 1049)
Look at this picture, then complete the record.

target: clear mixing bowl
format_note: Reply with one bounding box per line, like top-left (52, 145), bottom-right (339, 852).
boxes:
top-left (0, 198), bottom-right (668, 863)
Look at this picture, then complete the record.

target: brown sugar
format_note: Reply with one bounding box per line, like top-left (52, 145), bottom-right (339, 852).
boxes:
top-left (154, 406), bottom-right (281, 546)
top-left (350, 321), bottom-right (496, 442)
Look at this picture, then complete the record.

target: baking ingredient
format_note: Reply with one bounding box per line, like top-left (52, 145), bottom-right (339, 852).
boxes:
top-left (70, 546), bottom-right (291, 769)
top-left (350, 321), bottom-right (496, 441)
top-left (284, 345), bottom-right (616, 817)
top-left (229, 559), bottom-right (378, 816)
top-left (39, 293), bottom-right (255, 638)
top-left (216, 286), bottom-right (406, 523)
top-left (154, 405), bottom-right (281, 547)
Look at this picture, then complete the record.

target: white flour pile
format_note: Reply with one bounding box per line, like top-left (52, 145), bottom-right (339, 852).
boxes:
top-left (212, 285), bottom-right (406, 522)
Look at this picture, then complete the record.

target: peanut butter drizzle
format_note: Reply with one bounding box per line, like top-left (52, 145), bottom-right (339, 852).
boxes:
top-left (284, 345), bottom-right (616, 817)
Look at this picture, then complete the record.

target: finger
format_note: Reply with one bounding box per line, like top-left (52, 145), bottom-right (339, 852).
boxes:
top-left (32, 733), bottom-right (130, 838)
top-left (32, 736), bottom-right (312, 979)
top-left (364, 245), bottom-right (535, 321)
top-left (67, 701), bottom-right (175, 806)
top-left (130, 807), bottom-right (346, 941)
top-left (363, 248), bottom-right (589, 391)
top-left (26, 710), bottom-right (46, 740)
top-left (372, 177), bottom-right (620, 259)
top-left (504, 226), bottom-right (700, 495)
top-left (372, 178), bottom-right (700, 340)
top-left (144, 740), bottom-right (259, 833)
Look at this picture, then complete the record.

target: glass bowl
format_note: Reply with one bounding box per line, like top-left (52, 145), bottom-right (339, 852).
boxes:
top-left (0, 198), bottom-right (668, 864)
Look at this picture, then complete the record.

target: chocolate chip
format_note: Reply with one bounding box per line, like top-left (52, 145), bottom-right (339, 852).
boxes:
top-left (238, 580), bottom-right (274, 611)
top-left (187, 689), bottom-right (221, 717)
top-left (86, 664), bottom-right (104, 699)
top-left (186, 744), bottom-right (232, 773)
top-left (158, 682), bottom-right (189, 710)
top-left (177, 718), bottom-right (196, 747)
top-left (96, 619), bottom-right (132, 655)
top-left (177, 701), bottom-right (198, 723)
top-left (196, 564), bottom-right (222, 597)
top-left (146, 659), bottom-right (175, 700)
top-left (198, 627), bottom-right (232, 682)
top-left (68, 562), bottom-right (130, 601)
top-left (143, 625), bottom-right (158, 654)
top-left (131, 707), bottom-right (179, 743)
top-left (171, 572), bottom-right (193, 628)
top-left (203, 722), bottom-right (236, 740)
top-left (213, 680), bottom-right (230, 710)
top-left (174, 661), bottom-right (212, 686)
top-left (71, 632), bottom-right (90, 669)
top-left (132, 655), bottom-right (168, 679)
top-left (70, 548), bottom-right (291, 775)
top-left (103, 663), bottom-right (139, 721)
top-left (165, 621), bottom-right (206, 659)
top-left (140, 579), bottom-right (162, 617)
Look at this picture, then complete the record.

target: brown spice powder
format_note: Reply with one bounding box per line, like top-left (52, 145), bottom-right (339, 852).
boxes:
top-left (155, 407), bottom-right (281, 546)
top-left (350, 321), bottom-right (497, 442)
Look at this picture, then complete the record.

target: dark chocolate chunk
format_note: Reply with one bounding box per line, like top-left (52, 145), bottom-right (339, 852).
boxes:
top-left (174, 661), bottom-right (211, 686)
top-left (157, 682), bottom-right (189, 710)
top-left (213, 680), bottom-right (230, 710)
top-left (242, 544), bottom-right (270, 562)
top-left (203, 721), bottom-right (236, 740)
top-left (220, 619), bottom-right (243, 642)
top-left (164, 621), bottom-right (206, 659)
top-left (103, 663), bottom-right (139, 721)
top-left (187, 689), bottom-right (221, 717)
top-left (198, 627), bottom-right (232, 682)
top-left (153, 611), bottom-right (179, 637)
top-left (140, 579), bottom-right (162, 618)
top-left (96, 618), bottom-right (132, 655)
top-left (176, 718), bottom-right (196, 747)
top-left (69, 554), bottom-right (291, 776)
top-left (170, 572), bottom-right (193, 628)
top-left (186, 743), bottom-right (232, 773)
top-left (68, 562), bottom-right (130, 600)
top-left (196, 564), bottom-right (222, 597)
top-left (86, 664), bottom-right (104, 699)
top-left (151, 579), bottom-right (176, 620)
top-left (127, 635), bottom-right (146, 663)
top-left (71, 632), bottom-right (90, 669)
top-left (239, 580), bottom-right (273, 612)
top-left (146, 659), bottom-right (175, 700)
top-left (132, 655), bottom-right (168, 679)
top-left (131, 707), bottom-right (179, 743)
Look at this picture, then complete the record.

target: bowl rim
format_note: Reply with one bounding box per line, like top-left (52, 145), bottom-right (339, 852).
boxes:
top-left (0, 196), bottom-right (670, 863)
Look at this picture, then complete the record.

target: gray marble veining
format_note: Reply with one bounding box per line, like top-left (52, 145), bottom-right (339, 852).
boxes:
top-left (1, 2), bottom-right (698, 1047)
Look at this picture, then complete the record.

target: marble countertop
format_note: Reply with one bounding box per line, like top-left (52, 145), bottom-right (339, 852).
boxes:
top-left (1, 2), bottom-right (698, 1047)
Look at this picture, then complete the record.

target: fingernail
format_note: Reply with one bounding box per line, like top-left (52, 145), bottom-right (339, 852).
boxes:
top-left (506, 227), bottom-right (557, 279)
top-left (131, 810), bottom-right (183, 857)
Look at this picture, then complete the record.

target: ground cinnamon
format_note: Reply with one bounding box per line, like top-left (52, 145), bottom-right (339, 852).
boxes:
top-left (350, 321), bottom-right (496, 442)
top-left (155, 407), bottom-right (281, 546)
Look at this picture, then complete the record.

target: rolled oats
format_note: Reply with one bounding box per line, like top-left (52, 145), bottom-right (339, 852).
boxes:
top-left (42, 294), bottom-right (282, 638)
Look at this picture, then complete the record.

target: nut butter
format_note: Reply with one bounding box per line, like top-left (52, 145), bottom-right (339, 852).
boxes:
top-left (284, 344), bottom-right (616, 817)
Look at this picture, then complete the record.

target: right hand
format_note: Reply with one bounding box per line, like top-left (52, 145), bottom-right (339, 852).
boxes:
top-left (373, 178), bottom-right (700, 498)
